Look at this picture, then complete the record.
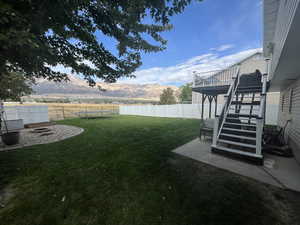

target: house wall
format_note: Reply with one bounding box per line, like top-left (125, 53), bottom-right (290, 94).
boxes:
top-left (192, 92), bottom-right (226, 105)
top-left (265, 0), bottom-right (300, 79)
top-left (277, 77), bottom-right (300, 163)
top-left (192, 53), bottom-right (267, 105)
top-left (239, 53), bottom-right (266, 74)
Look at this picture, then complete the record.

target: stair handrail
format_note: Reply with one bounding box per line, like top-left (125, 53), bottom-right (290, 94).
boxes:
top-left (258, 71), bottom-right (268, 120)
top-left (216, 65), bottom-right (241, 137)
top-left (258, 58), bottom-right (270, 121)
top-left (255, 70), bottom-right (268, 157)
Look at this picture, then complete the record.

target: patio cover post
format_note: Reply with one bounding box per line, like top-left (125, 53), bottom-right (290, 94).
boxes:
top-left (201, 94), bottom-right (207, 119)
top-left (208, 96), bottom-right (213, 118)
top-left (214, 95), bottom-right (218, 117)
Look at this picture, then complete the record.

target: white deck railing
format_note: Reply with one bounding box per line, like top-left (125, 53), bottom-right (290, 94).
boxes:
top-left (193, 66), bottom-right (239, 88)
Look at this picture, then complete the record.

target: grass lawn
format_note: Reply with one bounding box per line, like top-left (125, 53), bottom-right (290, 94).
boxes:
top-left (0, 116), bottom-right (298, 225)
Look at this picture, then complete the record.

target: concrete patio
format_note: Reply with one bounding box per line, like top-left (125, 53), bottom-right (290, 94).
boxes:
top-left (173, 138), bottom-right (300, 192)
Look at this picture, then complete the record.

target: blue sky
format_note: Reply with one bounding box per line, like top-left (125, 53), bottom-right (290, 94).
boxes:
top-left (138, 0), bottom-right (262, 70)
top-left (56, 0), bottom-right (263, 86)
top-left (118, 0), bottom-right (263, 85)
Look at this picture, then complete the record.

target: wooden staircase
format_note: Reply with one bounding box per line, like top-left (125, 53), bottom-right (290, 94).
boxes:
top-left (211, 69), bottom-right (268, 164)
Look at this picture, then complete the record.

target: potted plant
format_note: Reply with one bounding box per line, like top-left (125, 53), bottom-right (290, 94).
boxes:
top-left (1, 130), bottom-right (20, 146)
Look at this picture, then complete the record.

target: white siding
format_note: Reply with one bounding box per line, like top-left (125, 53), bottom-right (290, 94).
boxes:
top-left (193, 53), bottom-right (267, 88)
top-left (192, 92), bottom-right (227, 105)
top-left (192, 53), bottom-right (267, 103)
top-left (267, 0), bottom-right (300, 77)
top-left (278, 78), bottom-right (300, 162)
top-left (239, 55), bottom-right (266, 74)
top-left (210, 53), bottom-right (266, 84)
top-left (192, 53), bottom-right (268, 105)
top-left (192, 92), bottom-right (202, 104)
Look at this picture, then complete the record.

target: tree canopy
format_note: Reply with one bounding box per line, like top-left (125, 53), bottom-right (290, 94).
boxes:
top-left (0, 72), bottom-right (32, 101)
top-left (178, 83), bottom-right (192, 103)
top-left (159, 87), bottom-right (176, 105)
top-left (0, 0), bottom-right (200, 85)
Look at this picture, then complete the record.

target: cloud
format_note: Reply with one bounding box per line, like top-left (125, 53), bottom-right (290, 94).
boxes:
top-left (119, 48), bottom-right (261, 85)
top-left (51, 48), bottom-right (262, 86)
top-left (210, 44), bottom-right (235, 52)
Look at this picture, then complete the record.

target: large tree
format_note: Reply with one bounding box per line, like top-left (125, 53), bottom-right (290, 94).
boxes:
top-left (0, 0), bottom-right (199, 85)
top-left (159, 87), bottom-right (176, 105)
top-left (0, 72), bottom-right (32, 101)
top-left (178, 83), bottom-right (192, 103)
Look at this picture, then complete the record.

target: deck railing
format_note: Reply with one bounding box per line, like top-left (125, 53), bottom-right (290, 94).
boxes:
top-left (193, 66), bottom-right (239, 88)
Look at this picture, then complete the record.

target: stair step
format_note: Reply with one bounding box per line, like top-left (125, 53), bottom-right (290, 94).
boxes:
top-left (237, 89), bottom-right (262, 91)
top-left (220, 133), bottom-right (256, 140)
top-left (231, 101), bottom-right (260, 105)
top-left (222, 127), bottom-right (256, 134)
top-left (211, 145), bottom-right (263, 158)
top-left (227, 113), bottom-right (259, 118)
top-left (238, 85), bottom-right (262, 89)
top-left (236, 96), bottom-right (260, 99)
top-left (239, 88), bottom-right (262, 91)
top-left (226, 117), bottom-right (256, 121)
top-left (218, 139), bottom-right (256, 149)
top-left (224, 122), bottom-right (256, 127)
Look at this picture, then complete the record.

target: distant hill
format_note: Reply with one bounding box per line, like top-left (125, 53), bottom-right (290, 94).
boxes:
top-left (32, 75), bottom-right (179, 100)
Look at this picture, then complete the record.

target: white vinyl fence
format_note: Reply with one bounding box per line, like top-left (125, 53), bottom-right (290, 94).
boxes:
top-left (120, 104), bottom-right (279, 125)
top-left (3, 105), bottom-right (49, 125)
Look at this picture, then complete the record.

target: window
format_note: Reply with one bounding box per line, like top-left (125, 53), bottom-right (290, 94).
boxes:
top-left (289, 89), bottom-right (294, 113)
top-left (282, 94), bottom-right (285, 112)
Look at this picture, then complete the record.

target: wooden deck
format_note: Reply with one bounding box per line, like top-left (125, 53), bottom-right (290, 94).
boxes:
top-left (192, 84), bottom-right (229, 95)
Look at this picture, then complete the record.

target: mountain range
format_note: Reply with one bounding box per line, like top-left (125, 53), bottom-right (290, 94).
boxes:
top-left (31, 75), bottom-right (179, 100)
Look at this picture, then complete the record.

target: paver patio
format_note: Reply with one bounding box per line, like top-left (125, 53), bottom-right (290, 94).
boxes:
top-left (0, 125), bottom-right (84, 151)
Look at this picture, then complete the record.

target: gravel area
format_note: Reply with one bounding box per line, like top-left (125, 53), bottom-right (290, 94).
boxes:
top-left (0, 125), bottom-right (84, 151)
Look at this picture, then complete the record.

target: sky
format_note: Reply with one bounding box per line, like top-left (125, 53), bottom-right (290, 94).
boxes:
top-left (57, 0), bottom-right (263, 86)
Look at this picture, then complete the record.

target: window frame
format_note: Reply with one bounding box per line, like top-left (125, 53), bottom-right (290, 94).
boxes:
top-left (289, 89), bottom-right (293, 113)
top-left (282, 94), bottom-right (285, 112)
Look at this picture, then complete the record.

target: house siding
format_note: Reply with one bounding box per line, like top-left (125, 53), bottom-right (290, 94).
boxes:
top-left (192, 53), bottom-right (267, 105)
top-left (266, 0), bottom-right (300, 79)
top-left (278, 77), bottom-right (300, 163)
top-left (239, 54), bottom-right (266, 75)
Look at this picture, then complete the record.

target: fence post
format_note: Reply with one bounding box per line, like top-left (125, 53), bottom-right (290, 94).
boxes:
top-left (56, 108), bottom-right (60, 120)
top-left (62, 106), bottom-right (65, 119)
top-left (212, 116), bottom-right (219, 146)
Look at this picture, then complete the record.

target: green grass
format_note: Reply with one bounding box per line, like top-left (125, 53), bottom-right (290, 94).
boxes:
top-left (0, 116), bottom-right (287, 225)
